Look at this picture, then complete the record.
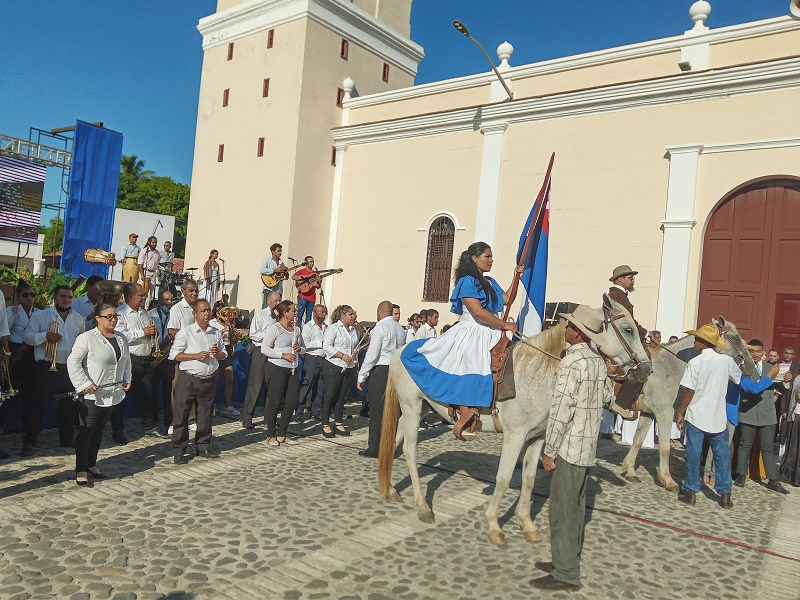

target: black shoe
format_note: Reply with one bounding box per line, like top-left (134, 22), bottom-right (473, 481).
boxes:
top-left (59, 440), bottom-right (75, 449)
top-left (241, 419), bottom-right (254, 430)
top-left (196, 450), bottom-right (221, 459)
top-left (719, 492), bottom-right (734, 509)
top-left (20, 444), bottom-right (35, 457)
top-left (173, 455), bottom-right (190, 465)
top-left (322, 426), bottom-right (335, 438)
top-left (334, 424), bottom-right (350, 437)
top-left (677, 489), bottom-right (696, 506)
top-left (358, 450), bottom-right (379, 458)
top-left (75, 478), bottom-right (89, 487)
top-left (529, 574), bottom-right (581, 591)
top-left (88, 469), bottom-right (111, 480)
top-left (359, 410), bottom-right (369, 418)
top-left (734, 475), bottom-right (746, 488)
top-left (766, 480), bottom-right (790, 495)
top-left (112, 432), bottom-right (128, 445)
top-left (0, 448), bottom-right (9, 459)
top-left (534, 561), bottom-right (554, 574)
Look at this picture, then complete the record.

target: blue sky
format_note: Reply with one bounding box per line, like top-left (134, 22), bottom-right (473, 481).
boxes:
top-left (0, 0), bottom-right (791, 215)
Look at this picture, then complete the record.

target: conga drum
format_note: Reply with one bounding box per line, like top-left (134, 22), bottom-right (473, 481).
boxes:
top-left (122, 257), bottom-right (139, 282)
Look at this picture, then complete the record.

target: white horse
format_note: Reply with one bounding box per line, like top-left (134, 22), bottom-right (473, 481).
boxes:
top-left (377, 293), bottom-right (650, 545)
top-left (620, 317), bottom-right (756, 491)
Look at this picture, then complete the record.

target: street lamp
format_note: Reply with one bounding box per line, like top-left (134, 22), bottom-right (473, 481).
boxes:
top-left (453, 20), bottom-right (514, 101)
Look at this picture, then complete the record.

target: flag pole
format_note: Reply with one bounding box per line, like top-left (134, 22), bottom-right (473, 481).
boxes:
top-left (501, 152), bottom-right (555, 323)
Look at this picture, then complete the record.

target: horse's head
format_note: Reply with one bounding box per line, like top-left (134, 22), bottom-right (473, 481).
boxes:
top-left (599, 293), bottom-right (652, 383)
top-left (712, 316), bottom-right (757, 379)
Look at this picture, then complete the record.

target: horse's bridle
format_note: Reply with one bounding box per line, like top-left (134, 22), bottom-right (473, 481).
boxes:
top-left (602, 304), bottom-right (643, 379)
top-left (717, 324), bottom-right (750, 374)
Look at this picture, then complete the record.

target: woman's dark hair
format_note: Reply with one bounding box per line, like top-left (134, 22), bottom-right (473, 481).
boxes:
top-left (94, 302), bottom-right (117, 321)
top-left (271, 300), bottom-right (295, 321)
top-left (408, 313), bottom-right (420, 326)
top-left (331, 304), bottom-right (352, 324)
top-left (209, 249), bottom-right (218, 259)
top-left (15, 279), bottom-right (33, 294)
top-left (454, 242), bottom-right (497, 305)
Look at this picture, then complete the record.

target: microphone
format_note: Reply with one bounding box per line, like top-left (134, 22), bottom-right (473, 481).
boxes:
top-left (219, 258), bottom-right (225, 262)
top-left (288, 256), bottom-right (298, 264)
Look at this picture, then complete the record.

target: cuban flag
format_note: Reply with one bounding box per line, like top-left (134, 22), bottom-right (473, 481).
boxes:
top-left (515, 157), bottom-right (553, 337)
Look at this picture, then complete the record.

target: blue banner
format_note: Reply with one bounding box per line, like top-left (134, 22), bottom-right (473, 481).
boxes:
top-left (62, 121), bottom-right (123, 278)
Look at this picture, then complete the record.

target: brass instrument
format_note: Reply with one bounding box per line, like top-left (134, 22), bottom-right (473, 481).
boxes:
top-left (0, 348), bottom-right (17, 403)
top-left (217, 305), bottom-right (240, 352)
top-left (95, 280), bottom-right (126, 307)
top-left (147, 315), bottom-right (165, 361)
top-left (83, 248), bottom-right (117, 266)
top-left (44, 320), bottom-right (60, 372)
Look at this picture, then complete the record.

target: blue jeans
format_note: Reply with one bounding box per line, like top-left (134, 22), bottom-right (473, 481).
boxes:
top-left (297, 298), bottom-right (314, 324)
top-left (682, 421), bottom-right (732, 495)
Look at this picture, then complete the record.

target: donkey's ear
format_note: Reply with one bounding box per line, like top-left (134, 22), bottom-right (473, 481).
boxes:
top-left (711, 317), bottom-right (719, 327)
top-left (602, 293), bottom-right (614, 311)
top-left (717, 315), bottom-right (727, 326)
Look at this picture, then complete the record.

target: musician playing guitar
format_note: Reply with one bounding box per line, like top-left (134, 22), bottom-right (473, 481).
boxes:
top-left (293, 256), bottom-right (318, 325)
top-left (260, 243), bottom-right (287, 309)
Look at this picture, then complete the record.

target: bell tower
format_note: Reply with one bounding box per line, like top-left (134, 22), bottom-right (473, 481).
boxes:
top-left (186, 0), bottom-right (422, 308)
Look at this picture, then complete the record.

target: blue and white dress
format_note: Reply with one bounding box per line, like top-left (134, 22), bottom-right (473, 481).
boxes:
top-left (401, 276), bottom-right (505, 408)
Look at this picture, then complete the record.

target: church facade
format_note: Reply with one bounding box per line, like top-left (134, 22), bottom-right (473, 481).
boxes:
top-left (187, 0), bottom-right (800, 348)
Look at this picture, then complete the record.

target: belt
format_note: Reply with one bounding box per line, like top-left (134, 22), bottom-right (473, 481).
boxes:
top-left (181, 370), bottom-right (214, 381)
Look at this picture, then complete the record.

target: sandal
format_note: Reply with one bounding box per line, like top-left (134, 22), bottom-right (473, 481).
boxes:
top-left (75, 471), bottom-right (89, 487)
top-left (266, 437), bottom-right (280, 446)
top-left (334, 423), bottom-right (350, 437)
top-left (278, 437), bottom-right (297, 445)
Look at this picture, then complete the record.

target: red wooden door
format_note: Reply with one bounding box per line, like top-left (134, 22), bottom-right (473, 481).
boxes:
top-left (698, 179), bottom-right (800, 349)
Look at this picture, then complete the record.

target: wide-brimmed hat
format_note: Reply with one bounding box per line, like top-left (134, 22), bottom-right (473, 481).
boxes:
top-left (609, 264), bottom-right (638, 282)
top-left (558, 305), bottom-right (605, 343)
top-left (685, 323), bottom-right (727, 350)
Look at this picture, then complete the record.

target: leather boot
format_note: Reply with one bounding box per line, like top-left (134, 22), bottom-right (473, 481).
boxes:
top-left (453, 406), bottom-right (478, 441)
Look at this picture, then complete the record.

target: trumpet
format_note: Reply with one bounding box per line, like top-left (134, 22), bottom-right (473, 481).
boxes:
top-left (148, 315), bottom-right (165, 360)
top-left (44, 320), bottom-right (60, 372)
top-left (0, 348), bottom-right (17, 403)
top-left (217, 305), bottom-right (240, 352)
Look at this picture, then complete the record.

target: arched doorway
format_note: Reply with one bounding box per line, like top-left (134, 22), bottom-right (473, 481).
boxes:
top-left (697, 178), bottom-right (800, 349)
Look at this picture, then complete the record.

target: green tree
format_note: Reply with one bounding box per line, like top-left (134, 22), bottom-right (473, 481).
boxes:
top-left (120, 154), bottom-right (154, 181)
top-left (39, 215), bottom-right (65, 255)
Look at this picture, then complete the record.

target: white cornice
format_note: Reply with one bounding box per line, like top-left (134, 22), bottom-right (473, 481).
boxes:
top-left (345, 15), bottom-right (800, 109)
top-left (703, 137), bottom-right (800, 154)
top-left (333, 56), bottom-right (800, 146)
top-left (197, 0), bottom-right (424, 76)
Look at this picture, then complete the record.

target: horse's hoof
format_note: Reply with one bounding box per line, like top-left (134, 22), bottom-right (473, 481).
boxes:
top-left (664, 482), bottom-right (680, 493)
top-left (418, 510), bottom-right (435, 524)
top-left (388, 489), bottom-right (402, 503)
top-left (487, 530), bottom-right (506, 545)
top-left (523, 529), bottom-right (543, 543)
top-left (624, 474), bottom-right (641, 484)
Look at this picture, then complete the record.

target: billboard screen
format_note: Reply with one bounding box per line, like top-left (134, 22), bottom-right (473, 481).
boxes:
top-left (0, 156), bottom-right (45, 244)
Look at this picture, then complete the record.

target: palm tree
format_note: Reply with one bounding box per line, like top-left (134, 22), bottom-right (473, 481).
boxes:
top-left (120, 154), bottom-right (155, 180)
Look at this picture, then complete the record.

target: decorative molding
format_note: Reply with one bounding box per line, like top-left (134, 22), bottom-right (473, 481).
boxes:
top-left (474, 124), bottom-right (507, 245)
top-left (324, 144), bottom-right (348, 305)
top-left (702, 137), bottom-right (800, 154)
top-left (335, 56), bottom-right (800, 146)
top-left (417, 211), bottom-right (467, 232)
top-left (661, 218), bottom-right (697, 229)
top-left (345, 15), bottom-right (800, 109)
top-left (197, 0), bottom-right (424, 76)
top-left (479, 122), bottom-right (508, 135)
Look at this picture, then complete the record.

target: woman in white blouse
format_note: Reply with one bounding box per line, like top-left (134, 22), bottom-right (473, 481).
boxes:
top-left (67, 302), bottom-right (131, 486)
top-left (2, 280), bottom-right (37, 434)
top-left (261, 300), bottom-right (304, 446)
top-left (321, 304), bottom-right (358, 438)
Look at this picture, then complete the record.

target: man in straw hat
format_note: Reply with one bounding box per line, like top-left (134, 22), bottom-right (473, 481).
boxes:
top-left (531, 305), bottom-right (614, 592)
top-left (675, 324), bottom-right (777, 509)
top-left (606, 264), bottom-right (650, 420)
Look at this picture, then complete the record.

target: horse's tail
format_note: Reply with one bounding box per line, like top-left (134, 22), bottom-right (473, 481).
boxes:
top-left (377, 372), bottom-right (400, 500)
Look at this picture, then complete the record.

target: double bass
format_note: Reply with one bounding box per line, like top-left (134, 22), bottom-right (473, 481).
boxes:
top-left (295, 268), bottom-right (343, 294)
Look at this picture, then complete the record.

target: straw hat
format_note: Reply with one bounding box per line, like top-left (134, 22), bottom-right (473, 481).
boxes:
top-left (685, 323), bottom-right (727, 350)
top-left (558, 305), bottom-right (605, 344)
top-left (609, 265), bottom-right (638, 282)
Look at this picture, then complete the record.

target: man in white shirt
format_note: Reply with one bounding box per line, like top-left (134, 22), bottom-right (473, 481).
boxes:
top-left (169, 299), bottom-right (227, 463)
top-left (259, 242), bottom-right (287, 308)
top-left (138, 236), bottom-right (161, 305)
top-left (392, 304), bottom-right (401, 323)
top-left (416, 309), bottom-right (439, 339)
top-left (116, 283), bottom-right (165, 440)
top-left (242, 291), bottom-right (281, 429)
top-left (150, 289), bottom-right (174, 433)
top-left (676, 324), bottom-right (777, 509)
top-left (22, 286), bottom-right (85, 454)
top-left (296, 304), bottom-right (328, 423)
top-left (356, 301), bottom-right (406, 458)
top-left (168, 279), bottom-right (200, 430)
top-left (72, 275), bottom-right (104, 330)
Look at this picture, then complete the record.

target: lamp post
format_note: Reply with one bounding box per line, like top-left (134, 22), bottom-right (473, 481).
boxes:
top-left (453, 20), bottom-right (514, 101)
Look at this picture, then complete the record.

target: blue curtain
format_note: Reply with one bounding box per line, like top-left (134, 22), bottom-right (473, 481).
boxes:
top-left (62, 121), bottom-right (123, 278)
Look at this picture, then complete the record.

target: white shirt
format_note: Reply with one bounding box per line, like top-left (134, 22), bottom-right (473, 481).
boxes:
top-left (169, 322), bottom-right (227, 377)
top-left (302, 319), bottom-right (327, 357)
top-left (67, 329), bottom-right (131, 407)
top-left (358, 316), bottom-right (406, 383)
top-left (416, 323), bottom-right (437, 339)
top-left (71, 295), bottom-right (96, 329)
top-left (24, 306), bottom-right (85, 363)
top-left (405, 328), bottom-right (417, 345)
top-left (260, 257), bottom-right (285, 294)
top-left (138, 247), bottom-right (161, 273)
top-left (261, 322), bottom-right (305, 368)
top-left (149, 306), bottom-right (171, 342)
top-left (323, 321), bottom-right (358, 369)
top-left (249, 307), bottom-right (275, 348)
top-left (115, 303), bottom-right (153, 357)
top-left (7, 305), bottom-right (36, 344)
top-left (168, 298), bottom-right (195, 331)
top-left (611, 284), bottom-right (628, 295)
top-left (121, 242), bottom-right (140, 259)
top-left (680, 348), bottom-right (742, 433)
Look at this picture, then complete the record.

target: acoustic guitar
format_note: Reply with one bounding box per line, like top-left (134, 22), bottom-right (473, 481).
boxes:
top-left (260, 262), bottom-right (306, 288)
top-left (295, 268), bottom-right (343, 294)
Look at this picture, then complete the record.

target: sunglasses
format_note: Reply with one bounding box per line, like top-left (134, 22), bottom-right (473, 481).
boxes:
top-left (19, 292), bottom-right (34, 298)
top-left (97, 314), bottom-right (119, 321)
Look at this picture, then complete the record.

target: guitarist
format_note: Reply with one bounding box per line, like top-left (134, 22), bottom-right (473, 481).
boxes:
top-left (259, 243), bottom-right (287, 308)
top-left (293, 255), bottom-right (318, 325)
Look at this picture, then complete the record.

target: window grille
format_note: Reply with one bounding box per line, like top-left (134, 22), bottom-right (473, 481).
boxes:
top-left (262, 78), bottom-right (270, 97)
top-left (227, 43), bottom-right (234, 60)
top-left (267, 29), bottom-right (274, 48)
top-left (340, 39), bottom-right (349, 60)
top-left (422, 217), bottom-right (455, 302)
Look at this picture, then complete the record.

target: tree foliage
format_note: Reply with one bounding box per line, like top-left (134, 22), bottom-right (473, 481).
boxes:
top-left (120, 154), bottom-right (155, 181)
top-left (39, 215), bottom-right (64, 256)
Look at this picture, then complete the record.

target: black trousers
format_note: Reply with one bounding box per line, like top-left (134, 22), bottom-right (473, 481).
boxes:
top-left (321, 361), bottom-right (354, 426)
top-left (26, 361), bottom-right (75, 446)
top-left (366, 365), bottom-right (390, 455)
top-left (74, 398), bottom-right (112, 472)
top-left (128, 354), bottom-right (158, 430)
top-left (264, 361), bottom-right (299, 437)
top-left (737, 422), bottom-right (778, 481)
top-left (0, 342), bottom-right (35, 431)
top-left (243, 351), bottom-right (268, 423)
top-left (153, 359), bottom-right (175, 429)
top-left (297, 354), bottom-right (325, 418)
top-left (110, 397), bottom-right (126, 434)
top-left (171, 370), bottom-right (215, 457)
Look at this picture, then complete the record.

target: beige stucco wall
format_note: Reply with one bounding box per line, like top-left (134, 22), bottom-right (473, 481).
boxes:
top-left (710, 29), bottom-right (800, 68)
top-left (350, 0), bottom-right (412, 37)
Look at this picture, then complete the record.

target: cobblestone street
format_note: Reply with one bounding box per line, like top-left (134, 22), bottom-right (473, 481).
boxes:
top-left (1, 409), bottom-right (800, 600)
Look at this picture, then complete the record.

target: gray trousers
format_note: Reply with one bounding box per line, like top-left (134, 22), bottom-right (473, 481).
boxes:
top-left (737, 423), bottom-right (778, 481)
top-left (549, 455), bottom-right (590, 585)
top-left (243, 351), bottom-right (268, 423)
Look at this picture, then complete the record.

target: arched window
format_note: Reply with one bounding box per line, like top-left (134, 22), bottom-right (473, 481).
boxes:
top-left (423, 216), bottom-right (455, 302)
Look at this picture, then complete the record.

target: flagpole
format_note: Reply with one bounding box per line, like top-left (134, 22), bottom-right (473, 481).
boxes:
top-left (501, 152), bottom-right (555, 323)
